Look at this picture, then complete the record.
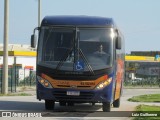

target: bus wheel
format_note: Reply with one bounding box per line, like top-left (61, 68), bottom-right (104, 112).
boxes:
top-left (59, 101), bottom-right (66, 106)
top-left (113, 98), bottom-right (120, 108)
top-left (102, 102), bottom-right (111, 112)
top-left (68, 102), bottom-right (74, 106)
top-left (45, 100), bottom-right (55, 110)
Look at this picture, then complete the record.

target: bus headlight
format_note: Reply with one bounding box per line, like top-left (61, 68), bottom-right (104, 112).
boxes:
top-left (95, 77), bottom-right (112, 89)
top-left (37, 76), bottom-right (52, 88)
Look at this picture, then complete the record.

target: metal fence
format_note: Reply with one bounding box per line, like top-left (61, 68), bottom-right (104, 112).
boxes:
top-left (124, 61), bottom-right (160, 87)
top-left (1, 61), bottom-right (160, 93)
top-left (124, 77), bottom-right (160, 87)
top-left (0, 66), bottom-right (36, 93)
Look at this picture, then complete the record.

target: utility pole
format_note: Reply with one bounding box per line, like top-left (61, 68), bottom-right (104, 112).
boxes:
top-left (38, 0), bottom-right (41, 27)
top-left (2, 0), bottom-right (9, 94)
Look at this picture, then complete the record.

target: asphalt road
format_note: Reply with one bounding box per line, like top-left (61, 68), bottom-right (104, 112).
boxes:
top-left (0, 89), bottom-right (160, 120)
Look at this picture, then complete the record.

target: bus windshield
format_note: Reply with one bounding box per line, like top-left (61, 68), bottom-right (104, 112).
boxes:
top-left (38, 27), bottom-right (113, 72)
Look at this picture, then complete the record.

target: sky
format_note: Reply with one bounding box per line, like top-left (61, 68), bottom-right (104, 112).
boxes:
top-left (0, 0), bottom-right (160, 53)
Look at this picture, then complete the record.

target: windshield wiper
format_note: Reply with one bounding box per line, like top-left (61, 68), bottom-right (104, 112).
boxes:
top-left (55, 28), bottom-right (95, 75)
top-left (55, 48), bottom-right (95, 75)
top-left (55, 47), bottom-right (73, 73)
top-left (79, 48), bottom-right (95, 75)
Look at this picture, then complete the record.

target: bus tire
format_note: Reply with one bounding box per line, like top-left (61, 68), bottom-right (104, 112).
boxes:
top-left (102, 102), bottom-right (111, 112)
top-left (113, 98), bottom-right (120, 108)
top-left (45, 100), bottom-right (55, 110)
top-left (59, 101), bottom-right (66, 106)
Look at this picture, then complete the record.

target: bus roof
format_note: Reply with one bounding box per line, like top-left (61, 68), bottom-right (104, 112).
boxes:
top-left (41, 15), bottom-right (115, 27)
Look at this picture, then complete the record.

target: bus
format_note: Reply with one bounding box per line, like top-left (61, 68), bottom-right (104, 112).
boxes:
top-left (31, 15), bottom-right (125, 112)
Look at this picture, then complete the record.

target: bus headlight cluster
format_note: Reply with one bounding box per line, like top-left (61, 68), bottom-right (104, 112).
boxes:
top-left (96, 77), bottom-right (112, 89)
top-left (37, 76), bottom-right (52, 88)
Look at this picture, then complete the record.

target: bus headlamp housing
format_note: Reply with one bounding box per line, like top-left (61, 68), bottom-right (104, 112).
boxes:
top-left (95, 77), bottom-right (112, 89)
top-left (37, 76), bottom-right (52, 88)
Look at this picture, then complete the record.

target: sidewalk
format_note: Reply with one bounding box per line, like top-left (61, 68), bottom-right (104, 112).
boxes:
top-left (14, 86), bottom-right (36, 95)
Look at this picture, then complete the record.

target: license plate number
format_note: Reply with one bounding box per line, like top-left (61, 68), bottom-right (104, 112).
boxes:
top-left (67, 91), bottom-right (80, 96)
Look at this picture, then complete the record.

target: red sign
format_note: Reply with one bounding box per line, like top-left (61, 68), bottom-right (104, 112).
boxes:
top-left (0, 65), bottom-right (13, 68)
top-left (24, 66), bottom-right (33, 70)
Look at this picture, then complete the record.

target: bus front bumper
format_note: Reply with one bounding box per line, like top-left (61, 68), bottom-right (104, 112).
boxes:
top-left (37, 83), bottom-right (113, 103)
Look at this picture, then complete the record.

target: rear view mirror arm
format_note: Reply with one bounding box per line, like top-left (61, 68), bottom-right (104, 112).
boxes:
top-left (33, 27), bottom-right (40, 34)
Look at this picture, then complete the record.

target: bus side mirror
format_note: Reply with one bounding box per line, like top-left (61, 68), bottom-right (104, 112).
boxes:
top-left (31, 27), bottom-right (39, 48)
top-left (31, 34), bottom-right (37, 48)
top-left (116, 36), bottom-right (121, 49)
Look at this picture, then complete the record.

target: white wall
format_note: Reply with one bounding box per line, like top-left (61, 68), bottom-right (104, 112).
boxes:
top-left (0, 56), bottom-right (14, 65)
top-left (16, 57), bottom-right (36, 70)
top-left (0, 56), bottom-right (36, 70)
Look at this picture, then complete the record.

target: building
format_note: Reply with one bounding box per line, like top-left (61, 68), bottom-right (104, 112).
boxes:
top-left (0, 44), bottom-right (36, 93)
top-left (131, 51), bottom-right (160, 57)
top-left (0, 44), bottom-right (36, 70)
top-left (126, 51), bottom-right (160, 79)
top-left (0, 44), bottom-right (36, 51)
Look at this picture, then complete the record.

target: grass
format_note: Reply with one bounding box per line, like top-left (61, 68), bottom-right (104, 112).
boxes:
top-left (136, 104), bottom-right (160, 111)
top-left (133, 105), bottom-right (160, 120)
top-left (17, 86), bottom-right (36, 92)
top-left (124, 86), bottom-right (160, 89)
top-left (129, 94), bottom-right (160, 120)
top-left (0, 93), bottom-right (32, 96)
top-left (128, 94), bottom-right (160, 102)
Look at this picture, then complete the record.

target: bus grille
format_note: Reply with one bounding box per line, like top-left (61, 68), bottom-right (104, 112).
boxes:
top-left (53, 91), bottom-right (94, 100)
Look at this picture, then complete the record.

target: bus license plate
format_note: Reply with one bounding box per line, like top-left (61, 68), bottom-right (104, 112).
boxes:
top-left (67, 91), bottom-right (80, 96)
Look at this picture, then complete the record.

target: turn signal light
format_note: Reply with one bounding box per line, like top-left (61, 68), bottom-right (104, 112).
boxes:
top-left (96, 77), bottom-right (112, 89)
top-left (37, 76), bottom-right (52, 88)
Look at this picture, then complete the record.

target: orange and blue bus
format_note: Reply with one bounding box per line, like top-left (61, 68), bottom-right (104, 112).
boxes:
top-left (31, 15), bottom-right (125, 112)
